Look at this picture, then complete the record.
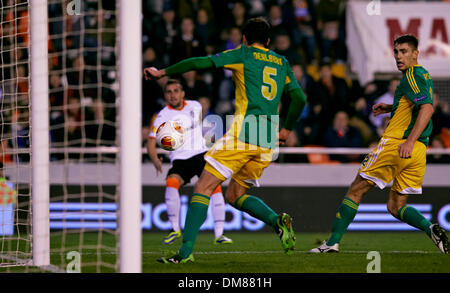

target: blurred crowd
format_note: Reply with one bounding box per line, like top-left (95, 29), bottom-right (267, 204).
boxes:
top-left (142, 0), bottom-right (450, 163)
top-left (0, 0), bottom-right (449, 165)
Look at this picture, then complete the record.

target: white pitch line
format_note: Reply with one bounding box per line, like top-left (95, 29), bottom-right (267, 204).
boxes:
top-left (49, 250), bottom-right (442, 255)
top-left (152, 250), bottom-right (442, 255)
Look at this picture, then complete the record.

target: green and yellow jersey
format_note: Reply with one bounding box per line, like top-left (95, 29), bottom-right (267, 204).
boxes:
top-left (210, 45), bottom-right (301, 149)
top-left (383, 65), bottom-right (433, 146)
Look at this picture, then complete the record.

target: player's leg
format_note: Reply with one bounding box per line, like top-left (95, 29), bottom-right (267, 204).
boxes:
top-left (163, 174), bottom-right (184, 244)
top-left (210, 185), bottom-right (233, 244)
top-left (311, 174), bottom-right (373, 253)
top-left (386, 188), bottom-right (448, 253)
top-left (176, 169), bottom-right (223, 260)
top-left (328, 175), bottom-right (373, 245)
top-left (192, 152), bottom-right (232, 243)
top-left (226, 178), bottom-right (278, 228)
top-left (226, 178), bottom-right (295, 254)
top-left (387, 189), bottom-right (432, 236)
top-left (389, 142), bottom-right (449, 253)
top-left (158, 136), bottom-right (250, 263)
top-left (312, 138), bottom-right (397, 253)
top-left (229, 155), bottom-right (296, 254)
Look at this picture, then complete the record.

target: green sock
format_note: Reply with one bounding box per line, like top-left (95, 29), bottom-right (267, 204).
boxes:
top-left (327, 197), bottom-right (359, 246)
top-left (178, 193), bottom-right (210, 258)
top-left (398, 205), bottom-right (432, 237)
top-left (234, 194), bottom-right (278, 228)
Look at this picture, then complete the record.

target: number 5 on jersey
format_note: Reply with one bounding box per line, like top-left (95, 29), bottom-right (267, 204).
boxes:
top-left (262, 66), bottom-right (277, 100)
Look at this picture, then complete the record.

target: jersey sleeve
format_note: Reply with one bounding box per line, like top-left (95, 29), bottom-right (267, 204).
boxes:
top-left (210, 46), bottom-right (244, 68)
top-left (148, 112), bottom-right (164, 138)
top-left (403, 68), bottom-right (433, 106)
top-left (283, 58), bottom-right (301, 92)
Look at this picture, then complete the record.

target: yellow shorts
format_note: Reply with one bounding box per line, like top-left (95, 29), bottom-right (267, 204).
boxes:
top-left (358, 137), bottom-right (427, 194)
top-left (204, 134), bottom-right (274, 189)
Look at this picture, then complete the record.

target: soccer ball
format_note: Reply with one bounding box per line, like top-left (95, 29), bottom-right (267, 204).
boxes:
top-left (156, 121), bottom-right (185, 151)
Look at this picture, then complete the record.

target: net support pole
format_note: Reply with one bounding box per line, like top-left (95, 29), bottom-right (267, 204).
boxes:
top-left (119, 0), bottom-right (142, 273)
top-left (30, 0), bottom-right (50, 266)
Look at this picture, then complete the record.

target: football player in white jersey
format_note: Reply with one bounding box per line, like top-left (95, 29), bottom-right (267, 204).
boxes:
top-left (147, 79), bottom-right (232, 245)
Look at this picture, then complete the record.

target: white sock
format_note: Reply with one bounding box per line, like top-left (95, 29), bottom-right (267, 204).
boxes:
top-left (211, 192), bottom-right (225, 239)
top-left (165, 187), bottom-right (180, 232)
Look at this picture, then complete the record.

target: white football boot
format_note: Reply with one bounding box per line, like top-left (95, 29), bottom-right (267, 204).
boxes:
top-left (310, 240), bottom-right (339, 253)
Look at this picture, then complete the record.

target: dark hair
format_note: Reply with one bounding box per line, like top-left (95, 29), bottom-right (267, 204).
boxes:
top-left (242, 17), bottom-right (271, 46)
top-left (319, 61), bottom-right (332, 69)
top-left (164, 79), bottom-right (183, 91)
top-left (394, 34), bottom-right (419, 50)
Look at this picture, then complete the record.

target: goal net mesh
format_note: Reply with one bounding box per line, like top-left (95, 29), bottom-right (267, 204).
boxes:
top-left (0, 0), bottom-right (32, 269)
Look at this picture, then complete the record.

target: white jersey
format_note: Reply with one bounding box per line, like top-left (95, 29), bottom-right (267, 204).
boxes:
top-left (149, 100), bottom-right (208, 162)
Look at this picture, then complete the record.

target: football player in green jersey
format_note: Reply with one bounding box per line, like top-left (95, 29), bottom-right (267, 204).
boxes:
top-left (145, 17), bottom-right (307, 263)
top-left (311, 35), bottom-right (449, 254)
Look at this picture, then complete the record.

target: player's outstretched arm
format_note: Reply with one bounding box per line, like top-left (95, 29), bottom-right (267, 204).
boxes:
top-left (372, 103), bottom-right (393, 116)
top-left (144, 56), bottom-right (214, 80)
top-left (146, 137), bottom-right (163, 175)
top-left (279, 87), bottom-right (307, 145)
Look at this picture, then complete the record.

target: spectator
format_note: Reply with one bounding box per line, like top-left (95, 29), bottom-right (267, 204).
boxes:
top-left (181, 71), bottom-right (210, 99)
top-left (198, 96), bottom-right (214, 119)
top-left (347, 80), bottom-right (386, 145)
top-left (317, 0), bottom-right (345, 62)
top-left (272, 34), bottom-right (303, 65)
top-left (63, 96), bottom-right (83, 150)
top-left (143, 0), bottom-right (165, 15)
top-left (170, 17), bottom-right (206, 63)
top-left (66, 55), bottom-right (98, 100)
top-left (375, 116), bottom-right (390, 140)
top-left (247, 0), bottom-right (266, 17)
top-left (224, 27), bottom-right (243, 51)
top-left (297, 102), bottom-right (323, 146)
top-left (291, 0), bottom-right (317, 64)
top-left (177, 0), bottom-right (214, 21)
top-left (311, 62), bottom-right (349, 134)
top-left (280, 63), bottom-right (315, 143)
top-left (199, 95), bottom-right (222, 148)
top-left (285, 131), bottom-right (300, 147)
top-left (431, 91), bottom-right (450, 138)
top-left (143, 46), bottom-right (163, 69)
top-left (369, 77), bottom-right (400, 129)
top-left (229, 1), bottom-right (248, 29)
top-left (142, 75), bottom-right (165, 133)
top-left (16, 64), bottom-right (28, 95)
top-left (149, 4), bottom-right (179, 66)
top-left (49, 73), bottom-right (66, 150)
top-left (195, 8), bottom-right (215, 55)
top-left (267, 4), bottom-right (290, 42)
top-left (10, 100), bottom-right (30, 162)
top-left (59, 95), bottom-right (109, 150)
top-left (324, 111), bottom-right (364, 162)
top-left (428, 136), bottom-right (450, 164)
top-left (291, 63), bottom-right (315, 98)
top-left (49, 73), bottom-right (64, 108)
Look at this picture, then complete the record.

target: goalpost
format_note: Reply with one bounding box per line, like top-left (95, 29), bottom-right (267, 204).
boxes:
top-left (0, 0), bottom-right (141, 272)
top-left (118, 0), bottom-right (142, 273)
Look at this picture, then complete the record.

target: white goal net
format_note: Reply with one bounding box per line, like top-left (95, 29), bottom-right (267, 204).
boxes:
top-left (1, 0), bottom-right (142, 273)
top-left (0, 0), bottom-right (32, 269)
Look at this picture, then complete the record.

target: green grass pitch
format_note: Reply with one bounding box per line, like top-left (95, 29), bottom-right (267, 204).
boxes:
top-left (143, 232), bottom-right (449, 273)
top-left (3, 231), bottom-right (448, 273)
